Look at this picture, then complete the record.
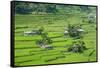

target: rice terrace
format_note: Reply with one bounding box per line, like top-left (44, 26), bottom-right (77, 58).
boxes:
top-left (12, 1), bottom-right (97, 66)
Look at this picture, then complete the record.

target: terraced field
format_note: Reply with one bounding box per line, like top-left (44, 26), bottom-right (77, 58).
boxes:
top-left (14, 14), bottom-right (97, 66)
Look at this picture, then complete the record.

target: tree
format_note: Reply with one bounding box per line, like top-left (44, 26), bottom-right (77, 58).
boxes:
top-left (80, 6), bottom-right (91, 13)
top-left (41, 32), bottom-right (52, 44)
top-left (38, 27), bottom-right (44, 34)
top-left (15, 2), bottom-right (33, 14)
top-left (45, 4), bottom-right (57, 13)
top-left (67, 40), bottom-right (87, 53)
top-left (67, 24), bottom-right (83, 39)
top-left (36, 27), bottom-right (52, 46)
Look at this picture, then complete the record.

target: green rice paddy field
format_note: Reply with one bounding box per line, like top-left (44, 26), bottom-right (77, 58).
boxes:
top-left (14, 14), bottom-right (97, 66)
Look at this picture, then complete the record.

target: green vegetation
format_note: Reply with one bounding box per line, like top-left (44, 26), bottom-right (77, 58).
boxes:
top-left (14, 2), bottom-right (97, 66)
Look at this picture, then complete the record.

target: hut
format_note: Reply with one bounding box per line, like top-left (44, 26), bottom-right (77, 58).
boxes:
top-left (24, 30), bottom-right (39, 36)
top-left (77, 29), bottom-right (84, 32)
top-left (40, 45), bottom-right (53, 50)
top-left (64, 30), bottom-right (69, 36)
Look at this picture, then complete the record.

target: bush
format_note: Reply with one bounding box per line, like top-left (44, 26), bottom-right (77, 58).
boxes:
top-left (67, 40), bottom-right (87, 53)
top-left (67, 24), bottom-right (83, 39)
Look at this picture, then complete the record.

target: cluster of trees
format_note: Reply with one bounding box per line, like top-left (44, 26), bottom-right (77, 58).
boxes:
top-left (36, 27), bottom-right (52, 46)
top-left (15, 2), bottom-right (57, 14)
top-left (15, 2), bottom-right (95, 14)
top-left (67, 24), bottom-right (83, 39)
top-left (67, 40), bottom-right (87, 53)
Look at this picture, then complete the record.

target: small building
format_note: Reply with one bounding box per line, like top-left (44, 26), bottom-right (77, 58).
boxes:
top-left (24, 30), bottom-right (38, 36)
top-left (40, 45), bottom-right (53, 50)
top-left (64, 30), bottom-right (69, 36)
top-left (77, 29), bottom-right (84, 32)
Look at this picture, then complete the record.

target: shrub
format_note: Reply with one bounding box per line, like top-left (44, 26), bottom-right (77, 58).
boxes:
top-left (67, 24), bottom-right (83, 39)
top-left (67, 40), bottom-right (87, 53)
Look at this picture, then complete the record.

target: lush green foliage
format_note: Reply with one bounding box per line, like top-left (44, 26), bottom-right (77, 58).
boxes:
top-left (15, 2), bottom-right (96, 14)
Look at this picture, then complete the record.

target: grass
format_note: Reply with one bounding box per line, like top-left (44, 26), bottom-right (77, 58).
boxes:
top-left (14, 13), bottom-right (97, 66)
